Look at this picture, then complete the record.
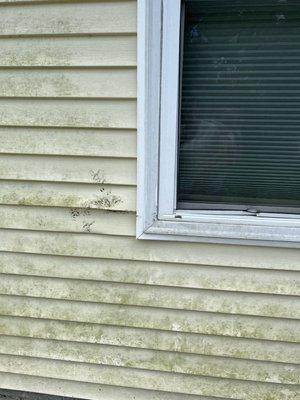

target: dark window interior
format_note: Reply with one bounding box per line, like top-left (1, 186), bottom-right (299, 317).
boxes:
top-left (0, 390), bottom-right (83, 400)
top-left (0, 390), bottom-right (79, 400)
top-left (177, 0), bottom-right (300, 213)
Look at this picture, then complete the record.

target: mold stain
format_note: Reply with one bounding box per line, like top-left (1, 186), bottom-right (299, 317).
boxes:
top-left (2, 44), bottom-right (72, 67)
top-left (69, 169), bottom-right (122, 233)
top-left (71, 208), bottom-right (80, 219)
top-left (82, 220), bottom-right (95, 233)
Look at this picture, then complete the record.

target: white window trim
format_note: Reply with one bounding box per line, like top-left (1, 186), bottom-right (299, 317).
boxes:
top-left (137, 0), bottom-right (300, 247)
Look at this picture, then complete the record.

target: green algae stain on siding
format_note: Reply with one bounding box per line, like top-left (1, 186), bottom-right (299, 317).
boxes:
top-left (0, 191), bottom-right (81, 208)
top-left (0, 41), bottom-right (72, 67)
top-left (0, 0), bottom-right (298, 399)
top-left (0, 182), bottom-right (126, 214)
top-left (0, 72), bottom-right (77, 98)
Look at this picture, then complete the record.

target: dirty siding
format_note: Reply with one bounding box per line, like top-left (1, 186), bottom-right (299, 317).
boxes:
top-left (0, 1), bottom-right (299, 399)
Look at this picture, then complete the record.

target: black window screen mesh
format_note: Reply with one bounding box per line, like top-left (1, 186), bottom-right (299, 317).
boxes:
top-left (177, 0), bottom-right (300, 212)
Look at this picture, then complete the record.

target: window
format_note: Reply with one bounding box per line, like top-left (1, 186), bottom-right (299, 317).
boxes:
top-left (137, 0), bottom-right (300, 246)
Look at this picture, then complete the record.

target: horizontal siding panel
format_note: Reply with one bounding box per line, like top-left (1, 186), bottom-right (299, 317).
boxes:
top-left (0, 69), bottom-right (136, 98)
top-left (0, 230), bottom-right (299, 271)
top-left (0, 0), bottom-right (48, 2)
top-left (0, 181), bottom-right (136, 211)
top-left (0, 253), bottom-right (298, 296)
top-left (0, 355), bottom-right (298, 399)
top-left (1, 315), bottom-right (298, 364)
top-left (0, 0), bottom-right (106, 2)
top-left (0, 0), bottom-right (112, 3)
top-left (0, 1), bottom-right (136, 36)
top-left (0, 336), bottom-right (298, 385)
top-left (0, 373), bottom-right (215, 400)
top-left (0, 127), bottom-right (137, 158)
top-left (0, 2), bottom-right (298, 398)
top-left (0, 155), bottom-right (137, 185)
top-left (0, 274), bottom-right (298, 319)
top-left (0, 295), bottom-right (298, 342)
top-left (0, 205), bottom-right (135, 236)
top-left (0, 36), bottom-right (136, 66)
top-left (0, 99), bottom-right (136, 129)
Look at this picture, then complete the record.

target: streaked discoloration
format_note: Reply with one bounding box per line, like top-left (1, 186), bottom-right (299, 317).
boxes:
top-left (0, 0), bottom-right (298, 399)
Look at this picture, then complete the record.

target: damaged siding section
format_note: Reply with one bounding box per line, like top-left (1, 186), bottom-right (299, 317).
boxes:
top-left (0, 1), bottom-right (299, 400)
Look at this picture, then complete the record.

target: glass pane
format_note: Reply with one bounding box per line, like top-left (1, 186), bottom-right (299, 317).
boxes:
top-left (177, 0), bottom-right (300, 211)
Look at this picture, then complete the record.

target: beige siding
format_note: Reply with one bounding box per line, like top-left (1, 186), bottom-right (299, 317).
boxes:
top-left (0, 69), bottom-right (136, 98)
top-left (0, 155), bottom-right (137, 184)
top-left (0, 1), bottom-right (136, 35)
top-left (0, 127), bottom-right (137, 157)
top-left (0, 1), bottom-right (299, 400)
top-left (0, 37), bottom-right (136, 67)
top-left (0, 99), bottom-right (136, 128)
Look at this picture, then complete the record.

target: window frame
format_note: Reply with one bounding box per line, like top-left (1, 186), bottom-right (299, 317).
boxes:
top-left (137, 0), bottom-right (300, 247)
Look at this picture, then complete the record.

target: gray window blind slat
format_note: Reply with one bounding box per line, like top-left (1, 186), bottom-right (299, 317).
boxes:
top-left (177, 0), bottom-right (300, 211)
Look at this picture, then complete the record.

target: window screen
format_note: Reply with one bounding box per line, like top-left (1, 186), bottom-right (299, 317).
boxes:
top-left (177, 0), bottom-right (300, 213)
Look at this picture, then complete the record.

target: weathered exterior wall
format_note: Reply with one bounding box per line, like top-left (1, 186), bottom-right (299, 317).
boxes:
top-left (0, 1), bottom-right (299, 399)
top-left (0, 388), bottom-right (70, 400)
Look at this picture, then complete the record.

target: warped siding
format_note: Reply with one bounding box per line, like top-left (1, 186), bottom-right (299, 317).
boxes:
top-left (0, 1), bottom-right (299, 400)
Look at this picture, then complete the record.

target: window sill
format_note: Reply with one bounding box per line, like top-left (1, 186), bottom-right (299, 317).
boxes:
top-left (138, 214), bottom-right (300, 248)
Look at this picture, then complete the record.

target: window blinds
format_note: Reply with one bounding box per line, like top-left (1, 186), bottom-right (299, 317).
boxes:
top-left (177, 0), bottom-right (300, 212)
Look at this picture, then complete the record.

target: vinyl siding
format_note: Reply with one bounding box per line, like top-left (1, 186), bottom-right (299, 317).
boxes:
top-left (0, 1), bottom-right (299, 400)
